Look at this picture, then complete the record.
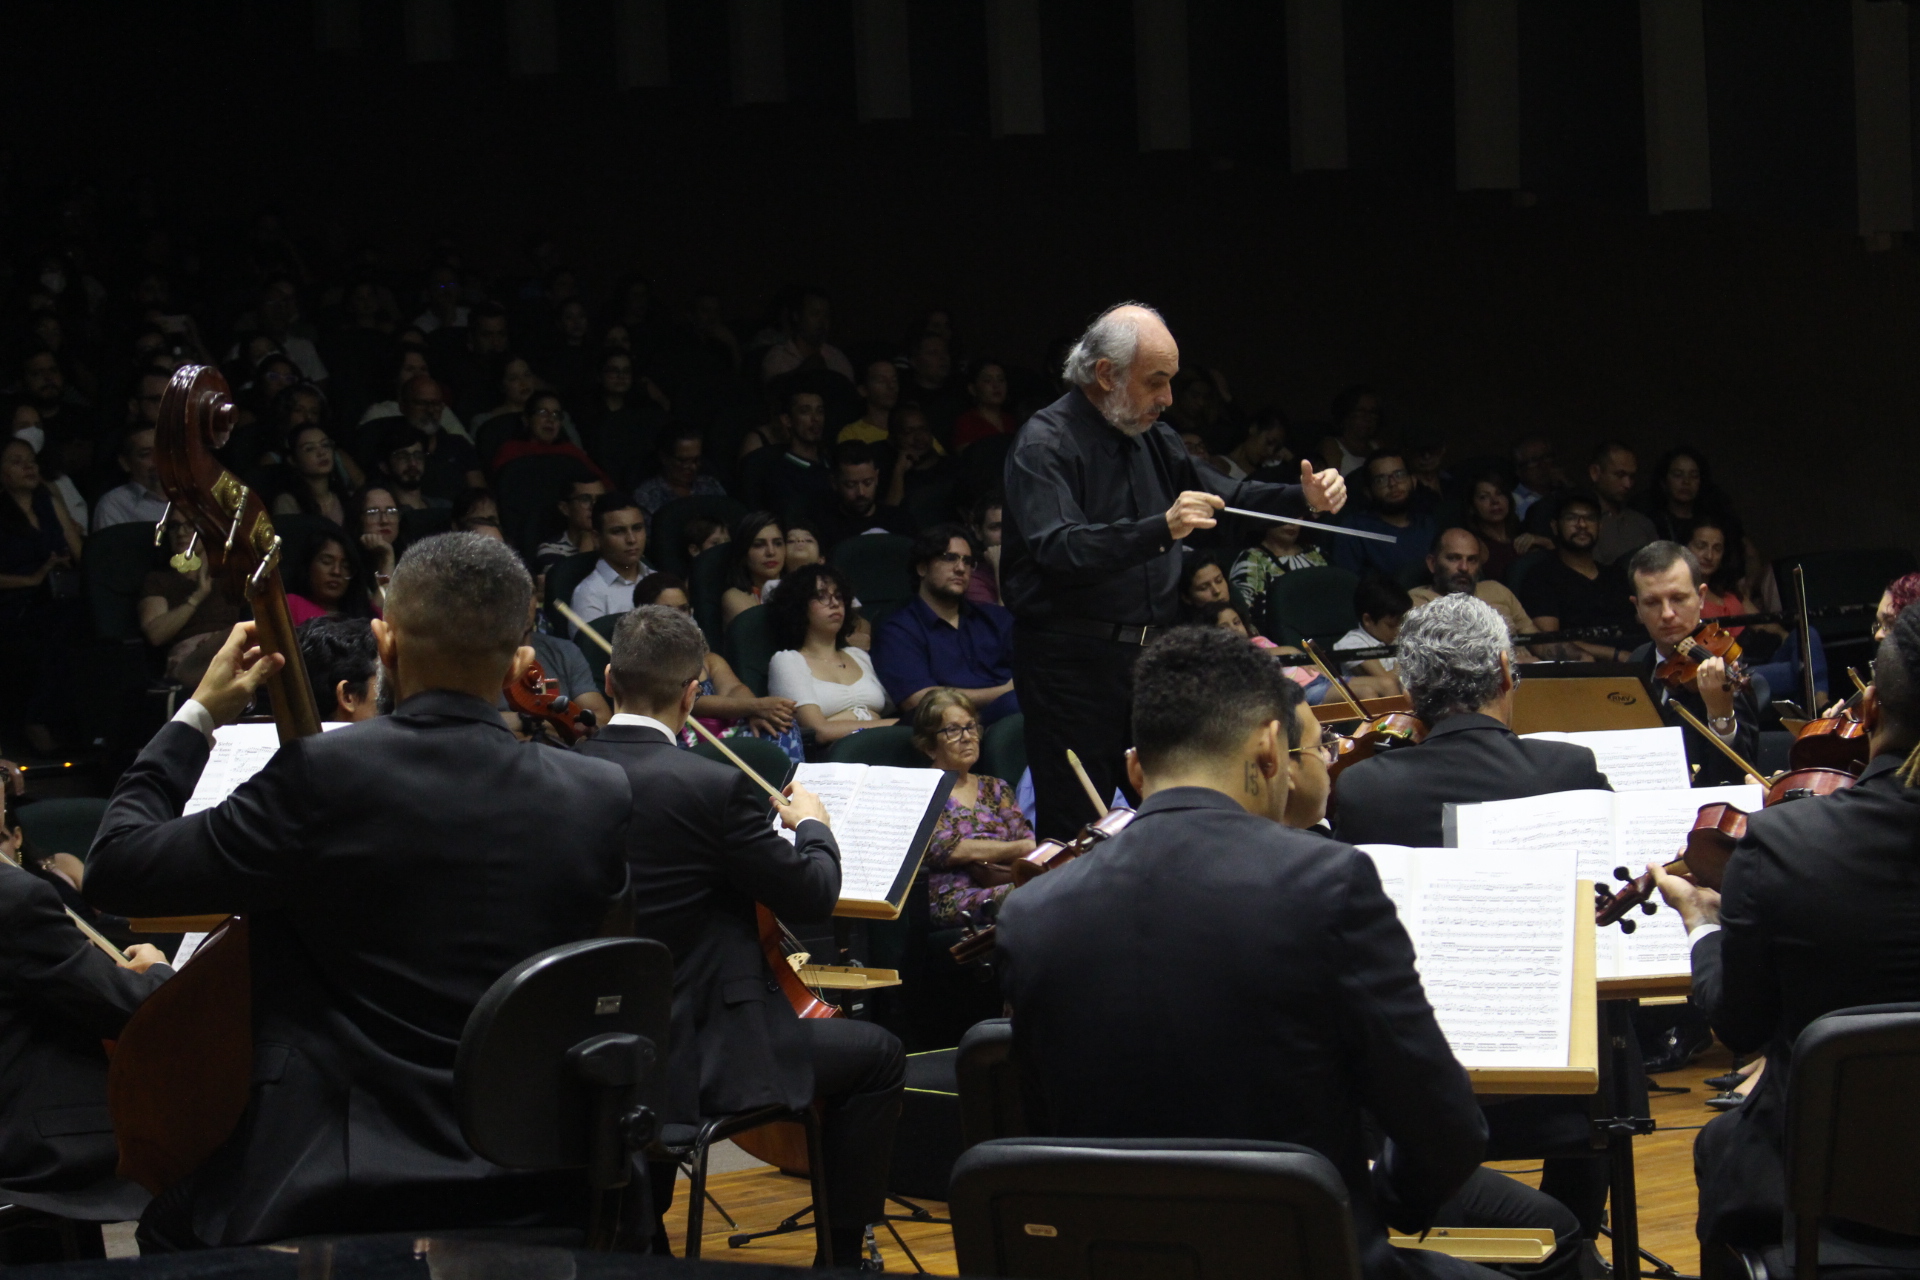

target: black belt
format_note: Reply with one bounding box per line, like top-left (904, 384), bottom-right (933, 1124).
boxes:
top-left (1031, 617), bottom-right (1163, 646)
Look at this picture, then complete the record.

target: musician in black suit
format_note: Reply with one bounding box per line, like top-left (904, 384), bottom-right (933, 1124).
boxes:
top-left (84, 533), bottom-right (633, 1249)
top-left (577, 605), bottom-right (903, 1269)
top-left (0, 857), bottom-right (168, 1225)
top-left (1000, 625), bottom-right (1564, 1280)
top-left (1650, 604), bottom-right (1920, 1263)
top-left (1331, 592), bottom-right (1615, 1254)
top-left (1626, 541), bottom-right (1762, 788)
top-left (1334, 593), bottom-right (1612, 849)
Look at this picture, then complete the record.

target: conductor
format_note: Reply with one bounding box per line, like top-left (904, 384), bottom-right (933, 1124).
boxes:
top-left (1001, 302), bottom-right (1348, 838)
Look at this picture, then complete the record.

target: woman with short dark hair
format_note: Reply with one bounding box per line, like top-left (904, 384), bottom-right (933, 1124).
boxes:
top-left (765, 563), bottom-right (895, 749)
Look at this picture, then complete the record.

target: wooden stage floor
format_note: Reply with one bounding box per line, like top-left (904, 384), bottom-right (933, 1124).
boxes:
top-left (663, 1047), bottom-right (1733, 1275)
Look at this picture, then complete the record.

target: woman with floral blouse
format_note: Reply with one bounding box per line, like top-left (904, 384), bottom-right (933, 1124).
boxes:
top-left (912, 687), bottom-right (1035, 928)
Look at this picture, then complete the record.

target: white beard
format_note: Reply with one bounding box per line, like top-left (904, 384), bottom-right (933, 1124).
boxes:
top-left (1093, 386), bottom-right (1156, 437)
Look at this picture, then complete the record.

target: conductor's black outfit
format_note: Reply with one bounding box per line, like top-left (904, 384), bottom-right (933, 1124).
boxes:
top-left (1001, 388), bottom-right (1313, 839)
top-left (1629, 642), bottom-right (1761, 787)
top-left (577, 719), bottom-right (904, 1247)
top-left (997, 786), bottom-right (1500, 1280)
top-left (1332, 712), bottom-right (1612, 849)
top-left (1688, 753), bottom-right (1920, 1254)
top-left (0, 862), bottom-right (168, 1216)
top-left (83, 691), bottom-right (633, 1248)
top-left (1332, 711), bottom-right (1619, 1243)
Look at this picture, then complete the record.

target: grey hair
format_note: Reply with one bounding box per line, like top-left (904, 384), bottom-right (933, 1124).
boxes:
top-left (609, 604), bottom-right (708, 709)
top-left (1395, 592), bottom-right (1513, 724)
top-left (384, 531), bottom-right (532, 660)
top-left (1061, 301), bottom-right (1161, 388)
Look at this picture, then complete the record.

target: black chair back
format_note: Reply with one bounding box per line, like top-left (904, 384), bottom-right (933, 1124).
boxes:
top-left (950, 1136), bottom-right (1362, 1280)
top-left (456, 937), bottom-right (672, 1174)
top-left (957, 1018), bottom-right (1028, 1150)
top-left (1783, 1002), bottom-right (1920, 1280)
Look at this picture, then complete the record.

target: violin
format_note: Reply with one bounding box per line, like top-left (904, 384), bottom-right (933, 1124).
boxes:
top-left (1593, 767), bottom-right (1859, 928)
top-left (109, 365), bottom-right (324, 1195)
top-left (503, 657), bottom-right (597, 742)
top-left (949, 806), bottom-right (1138, 965)
top-left (1786, 707), bottom-right (1869, 774)
top-left (1654, 621), bottom-right (1752, 693)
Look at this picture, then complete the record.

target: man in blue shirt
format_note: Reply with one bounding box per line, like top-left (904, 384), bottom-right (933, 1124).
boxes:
top-left (873, 524), bottom-right (1019, 723)
top-left (1330, 450), bottom-right (1436, 582)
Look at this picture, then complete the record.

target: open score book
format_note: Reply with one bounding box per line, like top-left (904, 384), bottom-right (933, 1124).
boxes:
top-left (780, 762), bottom-right (955, 919)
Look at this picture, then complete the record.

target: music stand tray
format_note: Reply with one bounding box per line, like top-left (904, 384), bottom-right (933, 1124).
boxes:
top-left (1512, 665), bottom-right (1664, 735)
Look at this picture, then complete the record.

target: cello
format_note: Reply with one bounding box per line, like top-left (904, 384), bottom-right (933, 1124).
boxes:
top-left (108, 365), bottom-right (324, 1194)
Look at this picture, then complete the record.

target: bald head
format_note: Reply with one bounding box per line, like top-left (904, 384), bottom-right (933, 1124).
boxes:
top-left (400, 375), bottom-right (447, 431)
top-left (1428, 527), bottom-right (1486, 595)
top-left (1062, 301), bottom-right (1179, 436)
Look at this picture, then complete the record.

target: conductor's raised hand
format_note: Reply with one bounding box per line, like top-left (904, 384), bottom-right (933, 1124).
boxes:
top-left (1165, 490), bottom-right (1224, 540)
top-left (1302, 460), bottom-right (1348, 515)
top-left (775, 781), bottom-right (831, 831)
top-left (190, 622), bottom-right (287, 728)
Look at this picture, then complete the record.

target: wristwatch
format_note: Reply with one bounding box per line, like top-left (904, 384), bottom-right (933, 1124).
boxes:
top-left (1709, 714), bottom-right (1736, 734)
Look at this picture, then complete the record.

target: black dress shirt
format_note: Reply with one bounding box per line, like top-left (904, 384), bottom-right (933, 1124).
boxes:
top-left (1001, 389), bottom-right (1311, 627)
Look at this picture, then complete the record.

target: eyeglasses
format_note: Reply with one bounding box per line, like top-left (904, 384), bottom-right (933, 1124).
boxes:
top-left (530, 407), bottom-right (562, 420)
top-left (933, 551), bottom-right (977, 569)
top-left (363, 506), bottom-right (399, 518)
top-left (936, 722), bottom-right (982, 742)
top-left (1290, 729), bottom-right (1341, 766)
top-left (1370, 469), bottom-right (1410, 484)
top-left (814, 592), bottom-right (846, 607)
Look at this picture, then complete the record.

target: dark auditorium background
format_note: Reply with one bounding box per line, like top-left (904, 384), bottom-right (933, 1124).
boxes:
top-left (4, 0), bottom-right (1918, 562)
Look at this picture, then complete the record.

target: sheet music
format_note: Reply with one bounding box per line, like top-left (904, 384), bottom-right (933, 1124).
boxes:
top-left (1521, 727), bottom-right (1691, 792)
top-left (790, 763), bottom-right (947, 905)
top-left (789, 763), bottom-right (867, 826)
top-left (1606, 784), bottom-right (1763, 975)
top-left (182, 721), bottom-right (351, 817)
top-left (1358, 846), bottom-right (1576, 1069)
top-left (171, 932), bottom-right (209, 968)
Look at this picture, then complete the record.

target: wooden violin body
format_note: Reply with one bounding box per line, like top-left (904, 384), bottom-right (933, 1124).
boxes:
top-left (109, 366), bottom-right (323, 1194)
top-left (949, 807), bottom-right (1138, 965)
top-left (1654, 621), bottom-right (1752, 694)
top-left (1786, 713), bottom-right (1869, 774)
top-left (503, 658), bottom-right (596, 742)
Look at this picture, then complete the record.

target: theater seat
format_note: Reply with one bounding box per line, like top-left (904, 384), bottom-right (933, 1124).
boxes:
top-left (1265, 566), bottom-right (1360, 648)
top-left (825, 724), bottom-right (924, 768)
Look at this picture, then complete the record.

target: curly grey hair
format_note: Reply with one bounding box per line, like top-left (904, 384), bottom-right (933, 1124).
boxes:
top-left (1061, 301), bottom-right (1160, 388)
top-left (1395, 592), bottom-right (1513, 724)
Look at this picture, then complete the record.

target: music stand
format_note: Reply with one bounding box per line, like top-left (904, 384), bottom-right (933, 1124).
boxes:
top-left (1511, 662), bottom-right (1665, 735)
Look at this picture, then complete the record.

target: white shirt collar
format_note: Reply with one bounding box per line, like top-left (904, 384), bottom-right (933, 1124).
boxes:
top-left (608, 713), bottom-right (679, 739)
top-left (593, 558), bottom-right (641, 587)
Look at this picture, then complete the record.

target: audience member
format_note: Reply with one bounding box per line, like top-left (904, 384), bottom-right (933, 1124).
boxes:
top-left (1643, 446), bottom-right (1727, 544)
top-left (575, 348), bottom-right (663, 483)
top-left (720, 510), bottom-right (785, 628)
top-left (89, 425), bottom-right (168, 532)
top-left (1403, 431), bottom-right (1449, 502)
top-left (759, 286), bottom-right (854, 382)
top-left (761, 380), bottom-right (831, 513)
top-left (1685, 517), bottom-right (1754, 634)
top-left (1178, 554), bottom-right (1232, 619)
top-left (966, 492), bottom-right (1004, 605)
top-left (952, 359), bottom-right (1014, 451)
top-left (471, 355), bottom-right (541, 442)
top-left (1510, 436), bottom-right (1561, 522)
top-left (780, 518), bottom-right (824, 574)
top-left (567, 494), bottom-right (652, 633)
top-left (296, 614), bottom-right (380, 722)
top-left (141, 506), bottom-right (244, 685)
top-left (354, 485), bottom-right (401, 583)
top-left (10, 403), bottom-right (86, 530)
top-left (355, 348), bottom-right (434, 426)
top-left (810, 440), bottom-right (914, 548)
top-left (837, 357), bottom-right (900, 444)
top-left (1460, 466), bottom-right (1545, 584)
top-left (1874, 571), bottom-right (1920, 642)
top-left (438, 302), bottom-right (515, 423)
top-left (766, 562), bottom-right (896, 748)
top-left (534, 477), bottom-right (607, 572)
top-left (451, 487), bottom-right (501, 536)
top-left (632, 424), bottom-right (725, 512)
top-left (0, 437), bottom-right (85, 754)
top-left (914, 687), bottom-right (1034, 927)
top-left (373, 422), bottom-right (448, 513)
top-left (285, 526), bottom-right (377, 624)
top-left (17, 349), bottom-right (90, 469)
top-left (682, 514), bottom-right (730, 564)
top-left (1520, 493), bottom-right (1638, 662)
top-left (874, 525), bottom-right (1018, 723)
top-left (1586, 441), bottom-right (1657, 566)
top-left (1330, 449), bottom-right (1436, 581)
top-left (881, 402), bottom-right (953, 511)
top-left (239, 276), bottom-right (329, 383)
top-left (1407, 528), bottom-right (1536, 641)
top-left (272, 425), bottom-right (351, 527)
top-left (488, 391), bottom-right (608, 483)
top-left (1229, 519), bottom-right (1327, 633)
top-left (904, 331), bottom-right (965, 438)
top-left (1216, 406), bottom-right (1294, 481)
top-left (633, 572), bottom-right (800, 755)
top-left (396, 374), bottom-right (483, 487)
top-left (1333, 576), bottom-right (1410, 697)
top-left (1316, 384), bottom-right (1381, 475)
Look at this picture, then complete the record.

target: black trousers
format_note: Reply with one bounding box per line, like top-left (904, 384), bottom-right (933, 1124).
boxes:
top-left (652, 1017), bottom-right (904, 1255)
top-left (1013, 625), bottom-right (1142, 841)
top-left (1436, 1166), bottom-right (1586, 1280)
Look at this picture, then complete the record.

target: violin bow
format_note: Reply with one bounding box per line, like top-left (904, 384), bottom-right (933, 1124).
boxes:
top-left (1066, 749), bottom-right (1109, 818)
top-left (557, 600), bottom-right (794, 809)
top-left (1302, 639), bottom-right (1370, 722)
top-left (65, 906), bottom-right (131, 966)
top-left (1793, 564), bottom-right (1818, 721)
top-left (1851, 668), bottom-right (1870, 697)
top-left (1667, 701), bottom-right (1768, 788)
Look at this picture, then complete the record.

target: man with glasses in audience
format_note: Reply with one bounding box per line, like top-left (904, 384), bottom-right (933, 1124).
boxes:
top-left (376, 422), bottom-right (451, 514)
top-left (1329, 450), bottom-right (1436, 581)
top-left (535, 477), bottom-right (607, 573)
top-left (632, 425), bottom-right (726, 514)
top-left (397, 375), bottom-right (483, 500)
top-left (1520, 493), bottom-right (1640, 662)
top-left (874, 524), bottom-right (1018, 724)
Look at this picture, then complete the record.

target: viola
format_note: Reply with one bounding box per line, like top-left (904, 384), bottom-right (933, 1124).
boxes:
top-left (949, 806), bottom-right (1138, 965)
top-left (1323, 712), bottom-right (1427, 818)
top-left (1594, 767), bottom-right (1859, 928)
top-left (109, 365), bottom-right (324, 1195)
top-left (1787, 709), bottom-right (1869, 774)
top-left (503, 658), bottom-right (596, 742)
top-left (1653, 621), bottom-right (1753, 694)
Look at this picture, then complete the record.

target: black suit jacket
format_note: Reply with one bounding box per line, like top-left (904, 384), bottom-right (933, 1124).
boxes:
top-left (1630, 642), bottom-right (1762, 788)
top-left (83, 692), bottom-right (632, 1247)
top-left (1331, 713), bottom-right (1613, 848)
top-left (1689, 753), bottom-right (1920, 1248)
top-left (0, 863), bottom-right (168, 1201)
top-left (997, 787), bottom-right (1487, 1280)
top-left (576, 723), bottom-right (840, 1124)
